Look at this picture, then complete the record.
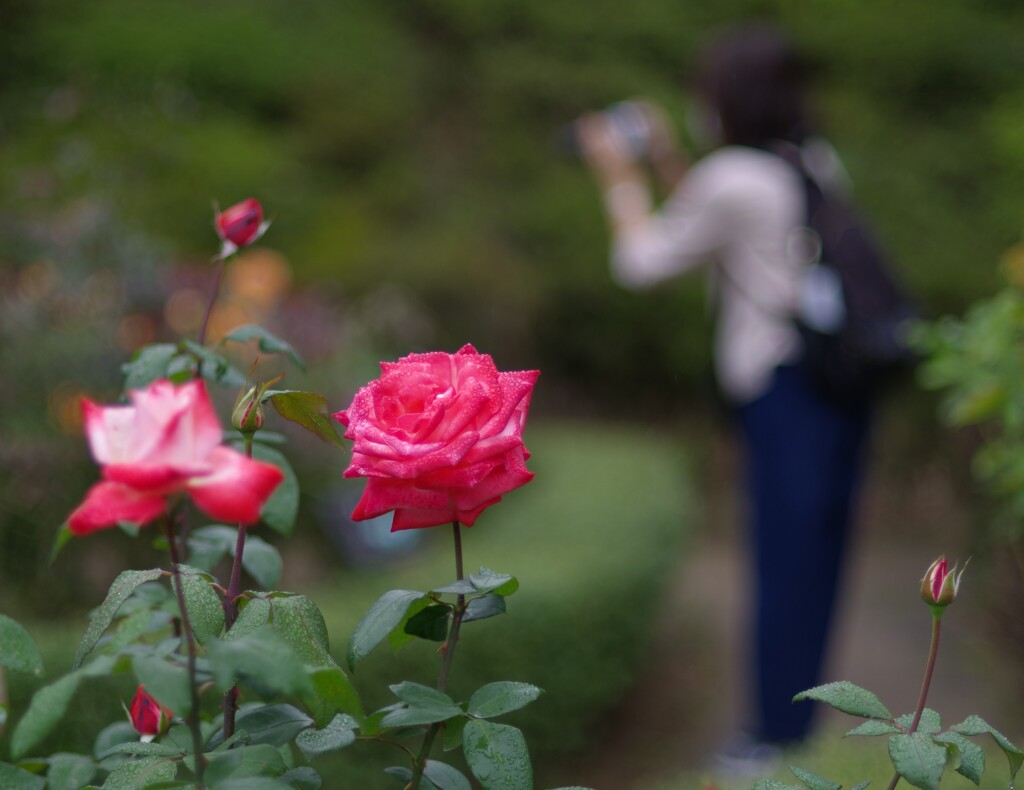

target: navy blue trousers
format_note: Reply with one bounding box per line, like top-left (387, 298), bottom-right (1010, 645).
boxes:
top-left (736, 362), bottom-right (871, 744)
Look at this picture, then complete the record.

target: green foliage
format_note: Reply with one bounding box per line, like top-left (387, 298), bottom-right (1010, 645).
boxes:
top-left (912, 286), bottom-right (1024, 536)
top-left (0, 615), bottom-right (44, 676)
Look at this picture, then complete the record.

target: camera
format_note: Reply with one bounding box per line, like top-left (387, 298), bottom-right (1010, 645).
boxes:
top-left (561, 100), bottom-right (653, 159)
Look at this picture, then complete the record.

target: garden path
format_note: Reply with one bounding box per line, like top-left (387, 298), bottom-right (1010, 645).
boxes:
top-left (549, 425), bottom-right (1024, 789)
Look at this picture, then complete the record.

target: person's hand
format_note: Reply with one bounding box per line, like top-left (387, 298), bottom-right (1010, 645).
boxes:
top-left (630, 99), bottom-right (688, 190)
top-left (576, 112), bottom-right (642, 190)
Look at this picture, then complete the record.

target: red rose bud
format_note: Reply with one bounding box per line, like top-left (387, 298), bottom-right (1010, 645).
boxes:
top-left (129, 685), bottom-right (172, 737)
top-left (920, 556), bottom-right (963, 608)
top-left (215, 198), bottom-right (264, 249)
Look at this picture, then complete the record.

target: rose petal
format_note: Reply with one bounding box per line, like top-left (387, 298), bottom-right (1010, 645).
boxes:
top-left (187, 447), bottom-right (284, 525)
top-left (133, 380), bottom-right (222, 468)
top-left (68, 481), bottom-right (167, 535)
top-left (83, 399), bottom-right (136, 465)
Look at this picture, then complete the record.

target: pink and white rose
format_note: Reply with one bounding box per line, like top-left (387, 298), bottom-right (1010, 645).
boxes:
top-left (68, 379), bottom-right (284, 535)
top-left (334, 344), bottom-right (539, 531)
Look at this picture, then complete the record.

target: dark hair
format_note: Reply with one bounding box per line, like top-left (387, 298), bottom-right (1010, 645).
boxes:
top-left (695, 25), bottom-right (809, 148)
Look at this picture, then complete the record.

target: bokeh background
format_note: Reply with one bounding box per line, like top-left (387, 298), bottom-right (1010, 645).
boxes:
top-left (3, 0), bottom-right (1024, 786)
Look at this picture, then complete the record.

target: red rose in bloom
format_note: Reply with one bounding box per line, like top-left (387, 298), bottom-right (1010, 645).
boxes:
top-left (334, 344), bottom-right (539, 531)
top-left (68, 380), bottom-right (284, 535)
top-left (215, 198), bottom-right (265, 250)
top-left (129, 685), bottom-right (172, 736)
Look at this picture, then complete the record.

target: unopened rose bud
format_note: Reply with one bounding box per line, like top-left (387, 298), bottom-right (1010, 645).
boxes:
top-left (215, 198), bottom-right (265, 250)
top-left (232, 385), bottom-right (265, 434)
top-left (920, 556), bottom-right (963, 609)
top-left (129, 685), bottom-right (172, 738)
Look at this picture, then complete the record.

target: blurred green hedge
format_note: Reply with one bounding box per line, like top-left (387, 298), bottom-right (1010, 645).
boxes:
top-left (4, 0), bottom-right (1023, 398)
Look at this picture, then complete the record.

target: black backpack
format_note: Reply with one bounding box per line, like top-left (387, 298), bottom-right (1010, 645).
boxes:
top-left (774, 142), bottom-right (918, 407)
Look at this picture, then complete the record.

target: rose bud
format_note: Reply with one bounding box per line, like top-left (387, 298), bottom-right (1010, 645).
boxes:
top-left (215, 198), bottom-right (266, 252)
top-left (920, 556), bottom-right (964, 608)
top-left (129, 685), bottom-right (172, 739)
top-left (231, 384), bottom-right (265, 435)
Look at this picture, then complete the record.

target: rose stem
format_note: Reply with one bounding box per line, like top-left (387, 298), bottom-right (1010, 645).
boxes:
top-left (885, 614), bottom-right (943, 790)
top-left (165, 514), bottom-right (207, 786)
top-left (409, 521), bottom-right (467, 787)
top-left (221, 435), bottom-right (254, 741)
top-left (195, 256), bottom-right (226, 348)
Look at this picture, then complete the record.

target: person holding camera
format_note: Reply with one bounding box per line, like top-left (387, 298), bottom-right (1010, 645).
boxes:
top-left (578, 26), bottom-right (874, 774)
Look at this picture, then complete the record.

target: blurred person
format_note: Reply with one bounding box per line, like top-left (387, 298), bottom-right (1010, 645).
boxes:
top-left (577, 25), bottom-right (876, 774)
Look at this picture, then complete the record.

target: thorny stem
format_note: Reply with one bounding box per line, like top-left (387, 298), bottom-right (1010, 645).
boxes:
top-left (165, 515), bottom-right (206, 787)
top-left (886, 615), bottom-right (943, 790)
top-left (222, 434), bottom-right (254, 741)
top-left (408, 522), bottom-right (466, 789)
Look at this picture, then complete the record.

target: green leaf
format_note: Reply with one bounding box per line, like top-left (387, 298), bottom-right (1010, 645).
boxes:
top-left (48, 523), bottom-right (74, 564)
top-left (953, 715), bottom-right (1023, 780)
top-left (240, 534), bottom-right (282, 590)
top-left (0, 614), bottom-right (44, 675)
top-left (266, 391), bottom-right (343, 447)
top-left (223, 325), bottom-right (305, 370)
top-left (181, 340), bottom-right (246, 388)
top-left (247, 444), bottom-right (299, 536)
top-left (227, 596), bottom-right (272, 640)
top-left (431, 580), bottom-right (478, 595)
top-left (462, 720), bottom-right (533, 790)
top-left (205, 626), bottom-right (312, 697)
top-left (186, 526), bottom-right (235, 572)
top-left (423, 760), bottom-right (472, 790)
top-left (107, 607), bottom-right (160, 655)
top-left (789, 766), bottom-right (841, 790)
top-left (203, 744), bottom-right (286, 785)
top-left (469, 568), bottom-right (518, 596)
top-left (935, 731), bottom-right (984, 784)
top-left (845, 719), bottom-right (902, 737)
top-left (294, 714), bottom-right (358, 760)
top-left (269, 595), bottom-right (331, 666)
top-left (404, 605), bottom-right (451, 642)
top-left (121, 343), bottom-right (178, 391)
top-left (93, 723), bottom-right (138, 761)
top-left (750, 783), bottom-right (802, 790)
top-left (381, 682), bottom-right (462, 728)
top-left (792, 681), bottom-right (892, 720)
top-left (888, 733), bottom-right (947, 790)
top-left (99, 756), bottom-right (177, 788)
top-left (849, 783), bottom-right (871, 790)
top-left (46, 753), bottom-right (97, 790)
top-left (11, 672), bottom-right (83, 760)
top-left (132, 654), bottom-right (191, 716)
top-left (212, 704), bottom-right (313, 749)
top-left (172, 565), bottom-right (224, 645)
top-left (347, 590), bottom-right (426, 670)
top-left (304, 665), bottom-right (365, 725)
top-left (98, 742), bottom-right (180, 759)
top-left (443, 717), bottom-right (468, 752)
top-left (463, 594), bottom-right (506, 623)
top-left (467, 682), bottom-right (542, 719)
top-left (279, 767), bottom-right (323, 790)
top-left (0, 762), bottom-right (45, 790)
top-left (432, 570), bottom-right (518, 596)
top-left (387, 597), bottom-right (434, 653)
top-left (74, 569), bottom-right (165, 669)
top-left (896, 708), bottom-right (941, 735)
top-left (212, 779), bottom-right (293, 790)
